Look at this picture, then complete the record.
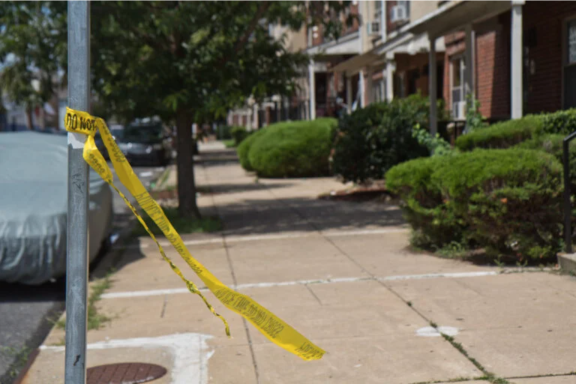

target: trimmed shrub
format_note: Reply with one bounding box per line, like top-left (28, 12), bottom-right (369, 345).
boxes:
top-left (237, 128), bottom-right (268, 171)
top-left (541, 108), bottom-right (576, 135)
top-left (455, 115), bottom-right (543, 151)
top-left (331, 95), bottom-right (430, 184)
top-left (434, 148), bottom-right (563, 260)
top-left (517, 134), bottom-right (576, 190)
top-left (387, 148), bottom-right (564, 260)
top-left (246, 118), bottom-right (337, 178)
top-left (216, 125), bottom-right (232, 140)
top-left (231, 126), bottom-right (249, 146)
top-left (386, 156), bottom-right (463, 249)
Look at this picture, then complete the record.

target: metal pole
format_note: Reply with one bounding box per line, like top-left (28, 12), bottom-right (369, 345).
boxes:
top-left (65, 2), bottom-right (90, 383)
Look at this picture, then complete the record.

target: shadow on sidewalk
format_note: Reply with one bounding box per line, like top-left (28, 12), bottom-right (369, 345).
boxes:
top-left (216, 197), bottom-right (405, 237)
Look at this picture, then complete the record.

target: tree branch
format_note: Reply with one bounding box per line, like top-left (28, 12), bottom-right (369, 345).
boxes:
top-left (218, 1), bottom-right (270, 68)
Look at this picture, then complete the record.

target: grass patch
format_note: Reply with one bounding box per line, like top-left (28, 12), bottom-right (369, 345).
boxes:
top-left (224, 139), bottom-right (236, 148)
top-left (152, 167), bottom-right (171, 191)
top-left (0, 345), bottom-right (32, 379)
top-left (132, 206), bottom-right (222, 237)
top-left (55, 272), bottom-right (113, 331)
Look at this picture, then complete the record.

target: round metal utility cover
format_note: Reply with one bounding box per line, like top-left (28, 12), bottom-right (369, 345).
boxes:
top-left (87, 363), bottom-right (167, 384)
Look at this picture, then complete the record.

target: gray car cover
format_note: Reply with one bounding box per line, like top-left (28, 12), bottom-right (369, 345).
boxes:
top-left (0, 132), bottom-right (113, 284)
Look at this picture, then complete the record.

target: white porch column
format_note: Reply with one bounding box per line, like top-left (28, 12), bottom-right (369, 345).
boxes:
top-left (359, 69), bottom-right (366, 108)
top-left (309, 60), bottom-right (316, 120)
top-left (366, 69), bottom-right (374, 105)
top-left (429, 36), bottom-right (438, 136)
top-left (346, 75), bottom-right (353, 113)
top-left (252, 104), bottom-right (259, 130)
top-left (464, 24), bottom-right (475, 98)
top-left (511, 0), bottom-right (524, 119)
top-left (385, 59), bottom-right (395, 102)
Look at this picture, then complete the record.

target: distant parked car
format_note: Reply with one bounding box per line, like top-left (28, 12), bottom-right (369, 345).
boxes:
top-left (0, 132), bottom-right (114, 284)
top-left (95, 124), bottom-right (124, 160)
top-left (118, 120), bottom-right (172, 166)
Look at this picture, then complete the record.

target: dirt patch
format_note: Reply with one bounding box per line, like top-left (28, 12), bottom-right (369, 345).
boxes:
top-left (318, 182), bottom-right (399, 204)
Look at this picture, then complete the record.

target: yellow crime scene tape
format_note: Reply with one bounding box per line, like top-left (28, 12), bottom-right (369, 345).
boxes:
top-left (64, 108), bottom-right (325, 361)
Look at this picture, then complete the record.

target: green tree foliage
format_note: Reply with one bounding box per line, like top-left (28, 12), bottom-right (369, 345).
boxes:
top-left (90, 1), bottom-right (354, 218)
top-left (0, 2), bottom-right (66, 129)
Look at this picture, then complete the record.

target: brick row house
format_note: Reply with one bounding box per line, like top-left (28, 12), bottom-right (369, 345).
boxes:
top-left (229, 1), bottom-right (576, 133)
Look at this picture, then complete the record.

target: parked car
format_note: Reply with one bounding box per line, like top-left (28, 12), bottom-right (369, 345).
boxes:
top-left (95, 124), bottom-right (124, 160)
top-left (0, 132), bottom-right (114, 284)
top-left (118, 120), bottom-right (172, 166)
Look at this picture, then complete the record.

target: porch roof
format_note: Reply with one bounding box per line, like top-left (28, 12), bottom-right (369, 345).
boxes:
top-left (407, 1), bottom-right (513, 38)
top-left (306, 31), bottom-right (361, 57)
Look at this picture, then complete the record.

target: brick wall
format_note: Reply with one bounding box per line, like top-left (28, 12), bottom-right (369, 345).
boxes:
top-left (523, 1), bottom-right (576, 113)
top-left (442, 15), bottom-right (511, 120)
top-left (475, 13), bottom-right (510, 119)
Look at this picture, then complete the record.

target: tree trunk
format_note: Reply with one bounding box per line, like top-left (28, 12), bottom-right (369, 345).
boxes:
top-left (176, 109), bottom-right (202, 219)
top-left (25, 107), bottom-right (33, 130)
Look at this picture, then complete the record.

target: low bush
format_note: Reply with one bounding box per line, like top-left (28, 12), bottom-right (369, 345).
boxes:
top-left (517, 134), bottom-right (576, 194)
top-left (216, 125), bottom-right (232, 140)
top-left (386, 156), bottom-right (464, 249)
top-left (387, 148), bottom-right (564, 260)
top-left (231, 126), bottom-right (249, 146)
top-left (247, 118), bottom-right (336, 178)
top-left (331, 94), bottom-right (431, 184)
top-left (237, 128), bottom-right (268, 171)
top-left (541, 108), bottom-right (576, 135)
top-left (436, 148), bottom-right (563, 260)
top-left (455, 115), bottom-right (543, 151)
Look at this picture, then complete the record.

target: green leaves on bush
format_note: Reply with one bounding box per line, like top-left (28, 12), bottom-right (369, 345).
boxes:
top-left (231, 126), bottom-right (249, 146)
top-left (386, 148), bottom-right (564, 260)
top-left (237, 128), bottom-right (267, 171)
top-left (238, 118), bottom-right (337, 178)
top-left (331, 95), bottom-right (431, 184)
top-left (455, 115), bottom-right (543, 151)
top-left (541, 109), bottom-right (576, 135)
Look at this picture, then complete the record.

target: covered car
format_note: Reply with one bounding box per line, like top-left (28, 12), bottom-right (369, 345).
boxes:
top-left (0, 132), bottom-right (114, 284)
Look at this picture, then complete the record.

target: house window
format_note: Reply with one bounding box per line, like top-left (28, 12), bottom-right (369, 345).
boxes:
top-left (565, 19), bottom-right (576, 108)
top-left (450, 57), bottom-right (465, 119)
top-left (374, 1), bottom-right (382, 21)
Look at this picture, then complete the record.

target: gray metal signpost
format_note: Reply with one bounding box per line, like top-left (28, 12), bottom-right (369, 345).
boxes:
top-left (65, 2), bottom-right (90, 383)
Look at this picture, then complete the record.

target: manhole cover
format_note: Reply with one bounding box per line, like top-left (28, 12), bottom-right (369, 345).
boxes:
top-left (87, 363), bottom-right (167, 384)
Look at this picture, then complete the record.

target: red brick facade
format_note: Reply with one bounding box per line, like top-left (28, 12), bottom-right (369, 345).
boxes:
top-left (475, 14), bottom-right (511, 119)
top-left (443, 14), bottom-right (511, 120)
top-left (441, 2), bottom-right (576, 119)
top-left (523, 1), bottom-right (576, 113)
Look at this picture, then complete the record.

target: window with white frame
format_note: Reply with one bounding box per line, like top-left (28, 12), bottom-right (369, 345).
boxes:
top-left (451, 56), bottom-right (466, 119)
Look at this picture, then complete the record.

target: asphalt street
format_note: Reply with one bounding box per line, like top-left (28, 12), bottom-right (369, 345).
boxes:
top-left (0, 162), bottom-right (166, 384)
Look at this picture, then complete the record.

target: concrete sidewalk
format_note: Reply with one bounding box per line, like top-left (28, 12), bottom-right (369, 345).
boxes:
top-left (23, 142), bottom-right (576, 384)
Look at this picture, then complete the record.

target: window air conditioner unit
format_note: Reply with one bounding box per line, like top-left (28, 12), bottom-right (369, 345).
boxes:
top-left (454, 101), bottom-right (466, 120)
top-left (391, 5), bottom-right (408, 23)
top-left (367, 20), bottom-right (380, 36)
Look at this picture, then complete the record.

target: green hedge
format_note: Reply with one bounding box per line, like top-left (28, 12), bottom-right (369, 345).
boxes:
top-left (239, 118), bottom-right (337, 178)
top-left (331, 95), bottom-right (431, 183)
top-left (237, 128), bottom-right (267, 171)
top-left (541, 108), bottom-right (576, 135)
top-left (386, 148), bottom-right (563, 260)
top-left (386, 156), bottom-right (462, 248)
top-left (455, 115), bottom-right (543, 151)
top-left (231, 126), bottom-right (249, 146)
top-left (517, 134), bottom-right (576, 190)
top-left (216, 125), bottom-right (232, 140)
